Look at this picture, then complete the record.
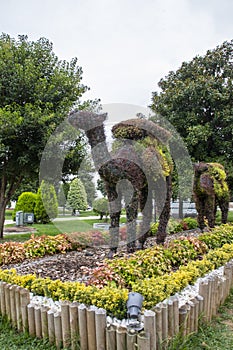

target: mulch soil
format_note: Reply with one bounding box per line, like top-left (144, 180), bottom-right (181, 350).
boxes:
top-left (1, 227), bottom-right (202, 283)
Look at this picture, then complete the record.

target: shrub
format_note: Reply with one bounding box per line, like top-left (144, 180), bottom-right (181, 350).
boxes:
top-left (34, 181), bottom-right (58, 223)
top-left (149, 217), bottom-right (198, 236)
top-left (24, 234), bottom-right (72, 258)
top-left (199, 224), bottom-right (233, 249)
top-left (0, 234), bottom-right (72, 265)
top-left (182, 217), bottom-right (199, 230)
top-left (166, 218), bottom-right (183, 234)
top-left (12, 192), bottom-right (37, 220)
top-left (119, 226), bottom-right (127, 240)
top-left (91, 230), bottom-right (110, 246)
top-left (164, 237), bottom-right (208, 267)
top-left (68, 230), bottom-right (110, 249)
top-left (108, 245), bottom-right (173, 286)
top-left (0, 242), bottom-right (26, 264)
top-left (1, 242), bottom-right (233, 316)
top-left (92, 197), bottom-right (109, 220)
top-left (2, 223), bottom-right (233, 319)
top-left (81, 262), bottom-right (125, 288)
top-left (68, 231), bottom-right (92, 249)
top-left (149, 222), bottom-right (159, 236)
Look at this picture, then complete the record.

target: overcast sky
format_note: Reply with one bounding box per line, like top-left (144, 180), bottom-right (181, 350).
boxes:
top-left (1, 0), bottom-right (232, 107)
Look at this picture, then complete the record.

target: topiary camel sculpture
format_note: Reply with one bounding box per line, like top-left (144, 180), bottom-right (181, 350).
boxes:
top-left (68, 111), bottom-right (173, 256)
top-left (193, 162), bottom-right (229, 230)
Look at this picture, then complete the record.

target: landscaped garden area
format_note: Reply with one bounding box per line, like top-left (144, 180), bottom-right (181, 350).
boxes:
top-left (2, 211), bottom-right (233, 349)
top-left (0, 33), bottom-right (232, 349)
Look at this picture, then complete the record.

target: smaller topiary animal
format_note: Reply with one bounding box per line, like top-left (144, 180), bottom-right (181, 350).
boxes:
top-left (193, 162), bottom-right (229, 230)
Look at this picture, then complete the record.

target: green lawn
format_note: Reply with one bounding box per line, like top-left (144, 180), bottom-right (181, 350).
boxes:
top-left (2, 220), bottom-right (94, 242)
top-left (0, 316), bottom-right (56, 350)
top-left (168, 289), bottom-right (233, 350)
top-left (2, 216), bottom-right (126, 243)
top-left (5, 209), bottom-right (13, 219)
top-left (215, 209), bottom-right (233, 224)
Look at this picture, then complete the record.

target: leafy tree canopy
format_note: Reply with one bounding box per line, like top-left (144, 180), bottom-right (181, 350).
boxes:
top-left (97, 178), bottom-right (107, 197)
top-left (0, 33), bottom-right (90, 236)
top-left (150, 39), bottom-right (233, 190)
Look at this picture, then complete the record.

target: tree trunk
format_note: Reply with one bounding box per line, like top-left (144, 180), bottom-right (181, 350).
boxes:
top-left (0, 174), bottom-right (23, 238)
top-left (0, 201), bottom-right (7, 239)
top-left (178, 198), bottom-right (183, 219)
top-left (153, 197), bottom-right (157, 222)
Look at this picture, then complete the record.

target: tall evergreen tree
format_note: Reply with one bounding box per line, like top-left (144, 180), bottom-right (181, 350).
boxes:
top-left (67, 178), bottom-right (88, 215)
top-left (78, 156), bottom-right (97, 206)
top-left (34, 181), bottom-right (58, 223)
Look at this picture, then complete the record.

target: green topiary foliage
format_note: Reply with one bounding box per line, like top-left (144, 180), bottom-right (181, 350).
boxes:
top-left (112, 118), bottom-right (171, 143)
top-left (12, 192), bottom-right (37, 220)
top-left (112, 125), bottom-right (173, 182)
top-left (34, 181), bottom-right (58, 223)
top-left (140, 136), bottom-right (173, 179)
top-left (69, 111), bottom-right (174, 252)
top-left (208, 163), bottom-right (229, 199)
top-left (193, 162), bottom-right (229, 230)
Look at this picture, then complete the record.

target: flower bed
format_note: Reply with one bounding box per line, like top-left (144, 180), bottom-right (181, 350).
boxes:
top-left (1, 224), bottom-right (233, 318)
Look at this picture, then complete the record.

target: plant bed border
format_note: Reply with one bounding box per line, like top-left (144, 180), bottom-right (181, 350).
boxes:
top-left (0, 258), bottom-right (232, 349)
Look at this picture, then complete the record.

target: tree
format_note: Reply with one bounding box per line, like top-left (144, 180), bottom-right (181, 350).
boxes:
top-left (0, 33), bottom-right (88, 237)
top-left (150, 40), bottom-right (233, 193)
top-left (10, 178), bottom-right (39, 202)
top-left (67, 178), bottom-right (88, 215)
top-left (78, 156), bottom-right (97, 206)
top-left (92, 197), bottom-right (109, 220)
top-left (34, 181), bottom-right (58, 223)
top-left (57, 182), bottom-right (70, 207)
top-left (97, 178), bottom-right (107, 197)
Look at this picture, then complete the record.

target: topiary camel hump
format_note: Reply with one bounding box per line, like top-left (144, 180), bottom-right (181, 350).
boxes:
top-left (68, 111), bottom-right (173, 256)
top-left (193, 162), bottom-right (229, 230)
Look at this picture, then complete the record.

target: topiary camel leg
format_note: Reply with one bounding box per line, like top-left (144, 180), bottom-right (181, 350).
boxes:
top-left (218, 198), bottom-right (229, 224)
top-left (205, 195), bottom-right (215, 228)
top-left (196, 198), bottom-right (206, 231)
top-left (156, 175), bottom-right (172, 245)
top-left (138, 183), bottom-right (153, 249)
top-left (106, 183), bottom-right (122, 258)
top-left (125, 190), bottom-right (138, 253)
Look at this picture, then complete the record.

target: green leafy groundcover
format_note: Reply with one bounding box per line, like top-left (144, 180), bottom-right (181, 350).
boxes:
top-left (0, 234), bottom-right (72, 265)
top-left (1, 224), bottom-right (233, 318)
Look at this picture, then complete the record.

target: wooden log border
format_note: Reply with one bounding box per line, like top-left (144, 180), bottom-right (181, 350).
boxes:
top-left (0, 261), bottom-right (233, 349)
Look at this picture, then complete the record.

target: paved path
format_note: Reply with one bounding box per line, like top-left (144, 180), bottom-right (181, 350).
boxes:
top-left (4, 216), bottom-right (100, 226)
top-left (4, 219), bottom-right (14, 225)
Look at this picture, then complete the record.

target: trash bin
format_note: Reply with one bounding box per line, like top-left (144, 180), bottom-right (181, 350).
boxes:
top-left (24, 213), bottom-right (34, 224)
top-left (16, 211), bottom-right (24, 226)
